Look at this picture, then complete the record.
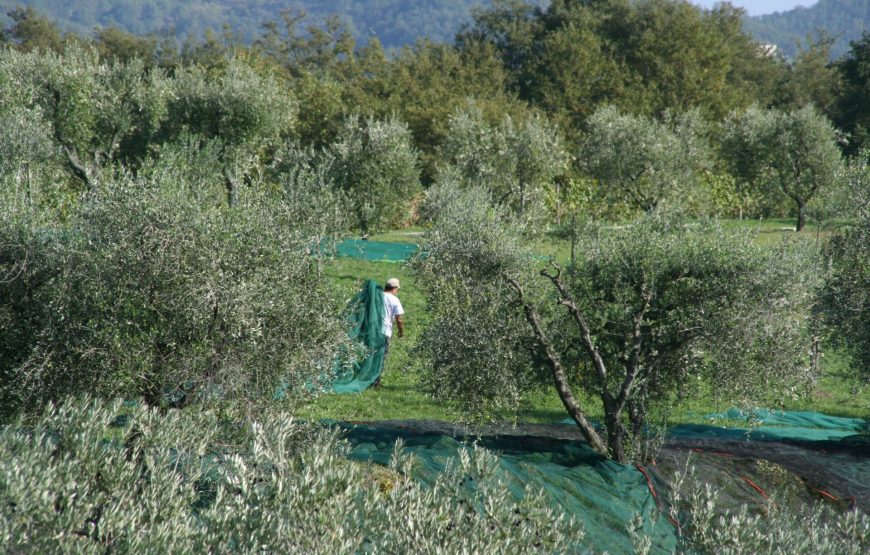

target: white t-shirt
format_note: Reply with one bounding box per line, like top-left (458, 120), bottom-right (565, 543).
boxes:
top-left (382, 291), bottom-right (405, 337)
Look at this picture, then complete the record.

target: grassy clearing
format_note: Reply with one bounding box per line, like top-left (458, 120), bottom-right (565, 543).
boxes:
top-left (297, 221), bottom-right (869, 426)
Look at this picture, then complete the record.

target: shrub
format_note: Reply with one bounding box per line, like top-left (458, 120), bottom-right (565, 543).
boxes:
top-left (0, 168), bottom-right (346, 420)
top-left (0, 398), bottom-right (581, 553)
top-left (819, 155), bottom-right (870, 382)
top-left (648, 465), bottom-right (870, 555)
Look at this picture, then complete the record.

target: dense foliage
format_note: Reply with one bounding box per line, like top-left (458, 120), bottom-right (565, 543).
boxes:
top-left (440, 102), bottom-right (568, 221)
top-left (820, 155), bottom-right (870, 381)
top-left (414, 185), bottom-right (820, 462)
top-left (720, 105), bottom-right (845, 230)
top-left (0, 166), bottom-right (347, 422)
top-left (0, 398), bottom-right (581, 553)
top-left (579, 106), bottom-right (710, 213)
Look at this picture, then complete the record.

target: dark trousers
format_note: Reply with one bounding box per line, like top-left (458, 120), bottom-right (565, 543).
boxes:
top-left (374, 336), bottom-right (391, 387)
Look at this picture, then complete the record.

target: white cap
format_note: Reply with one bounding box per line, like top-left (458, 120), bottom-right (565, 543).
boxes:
top-left (385, 278), bottom-right (400, 289)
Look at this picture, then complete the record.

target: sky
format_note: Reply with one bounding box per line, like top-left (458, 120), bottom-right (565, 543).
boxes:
top-left (692, 1), bottom-right (817, 16)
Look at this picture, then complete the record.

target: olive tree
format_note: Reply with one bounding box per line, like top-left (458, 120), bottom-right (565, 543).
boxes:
top-left (164, 58), bottom-right (297, 206)
top-left (720, 105), bottom-right (844, 231)
top-left (415, 183), bottom-right (818, 463)
top-left (0, 156), bottom-right (347, 420)
top-left (579, 106), bottom-right (711, 213)
top-left (327, 114), bottom-right (421, 232)
top-left (819, 155), bottom-right (870, 381)
top-left (0, 45), bottom-right (173, 191)
top-left (440, 103), bottom-right (569, 220)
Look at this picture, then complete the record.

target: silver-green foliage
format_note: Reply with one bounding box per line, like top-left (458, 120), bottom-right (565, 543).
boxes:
top-left (0, 398), bottom-right (580, 554)
top-left (580, 106), bottom-right (711, 213)
top-left (0, 163), bottom-right (346, 419)
top-left (0, 45), bottom-right (173, 185)
top-left (441, 103), bottom-right (569, 221)
top-left (327, 114), bottom-right (422, 233)
top-left (414, 181), bottom-right (544, 419)
top-left (820, 154), bottom-right (870, 381)
top-left (720, 105), bottom-right (844, 230)
top-left (653, 466), bottom-right (870, 555)
top-left (166, 59), bottom-right (295, 151)
top-left (0, 47), bottom-right (293, 197)
top-left (415, 183), bottom-right (819, 461)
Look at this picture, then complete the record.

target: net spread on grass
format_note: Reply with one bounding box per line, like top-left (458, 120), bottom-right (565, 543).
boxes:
top-left (324, 239), bottom-right (868, 551)
top-left (341, 412), bottom-right (869, 554)
top-left (332, 239), bottom-right (418, 262)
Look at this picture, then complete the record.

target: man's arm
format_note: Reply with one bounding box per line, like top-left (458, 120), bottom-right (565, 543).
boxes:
top-left (395, 314), bottom-right (404, 338)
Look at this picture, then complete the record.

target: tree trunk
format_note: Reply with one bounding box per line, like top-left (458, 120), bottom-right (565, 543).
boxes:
top-left (505, 277), bottom-right (609, 456)
top-left (604, 412), bottom-right (626, 463)
top-left (796, 200), bottom-right (806, 232)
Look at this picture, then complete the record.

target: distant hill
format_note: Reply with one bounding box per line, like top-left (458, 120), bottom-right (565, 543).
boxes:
top-left (0, 0), bottom-right (526, 50)
top-left (3, 0), bottom-right (869, 59)
top-left (745, 0), bottom-right (870, 59)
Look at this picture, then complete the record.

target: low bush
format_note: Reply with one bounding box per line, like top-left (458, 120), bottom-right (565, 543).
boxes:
top-left (0, 398), bottom-right (581, 553)
top-left (643, 465), bottom-right (870, 555)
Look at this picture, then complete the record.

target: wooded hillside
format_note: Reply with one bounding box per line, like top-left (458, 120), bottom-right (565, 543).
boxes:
top-left (746, 0), bottom-right (870, 59)
top-left (6, 0), bottom-right (869, 57)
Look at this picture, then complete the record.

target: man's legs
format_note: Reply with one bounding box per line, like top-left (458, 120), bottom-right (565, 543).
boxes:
top-left (373, 336), bottom-right (390, 387)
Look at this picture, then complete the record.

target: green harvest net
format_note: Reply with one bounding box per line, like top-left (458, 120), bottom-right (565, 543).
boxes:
top-left (331, 279), bottom-right (387, 393)
top-left (333, 239), bottom-right (418, 262)
top-left (315, 239), bottom-right (868, 551)
top-left (338, 411), bottom-right (869, 554)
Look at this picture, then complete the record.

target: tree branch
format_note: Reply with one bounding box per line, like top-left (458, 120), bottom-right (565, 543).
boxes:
top-left (505, 275), bottom-right (609, 456)
top-left (540, 262), bottom-right (611, 395)
top-left (615, 282), bottom-right (653, 417)
top-left (64, 146), bottom-right (95, 191)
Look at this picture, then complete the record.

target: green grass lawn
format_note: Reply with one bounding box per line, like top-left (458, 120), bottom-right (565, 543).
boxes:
top-left (296, 220), bottom-right (869, 426)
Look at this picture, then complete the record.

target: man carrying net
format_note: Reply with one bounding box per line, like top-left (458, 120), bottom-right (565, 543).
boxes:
top-left (374, 278), bottom-right (404, 387)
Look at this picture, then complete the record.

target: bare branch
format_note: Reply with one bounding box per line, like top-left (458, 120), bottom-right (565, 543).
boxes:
top-left (505, 275), bottom-right (608, 455)
top-left (540, 262), bottom-right (610, 391)
top-left (615, 282), bottom-right (653, 416)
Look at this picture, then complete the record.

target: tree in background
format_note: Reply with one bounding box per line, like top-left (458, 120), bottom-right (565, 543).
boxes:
top-left (0, 6), bottom-right (64, 53)
top-left (579, 106), bottom-right (711, 213)
top-left (0, 46), bottom-right (174, 191)
top-left (327, 114), bottom-right (421, 233)
top-left (613, 0), bottom-right (765, 119)
top-left (93, 25), bottom-right (158, 66)
top-left (415, 185), bottom-right (818, 462)
top-left (347, 39), bottom-right (522, 183)
top-left (834, 32), bottom-right (870, 155)
top-left (164, 57), bottom-right (296, 205)
top-left (440, 103), bottom-right (568, 220)
top-left (720, 105), bottom-right (844, 231)
top-left (460, 0), bottom-right (778, 138)
top-left (775, 34), bottom-right (841, 114)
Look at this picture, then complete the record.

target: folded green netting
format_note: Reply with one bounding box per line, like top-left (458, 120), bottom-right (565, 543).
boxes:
top-left (273, 280), bottom-right (386, 399)
top-left (332, 279), bottom-right (387, 393)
